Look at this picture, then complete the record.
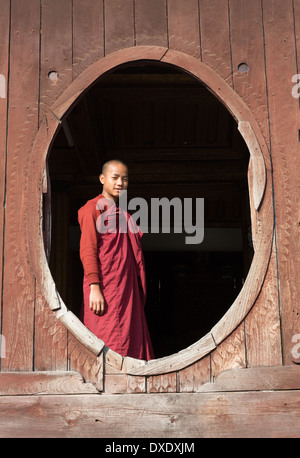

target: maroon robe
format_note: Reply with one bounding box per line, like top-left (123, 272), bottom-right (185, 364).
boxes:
top-left (78, 193), bottom-right (154, 361)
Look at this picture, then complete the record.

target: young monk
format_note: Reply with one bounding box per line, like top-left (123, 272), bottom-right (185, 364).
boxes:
top-left (78, 159), bottom-right (154, 361)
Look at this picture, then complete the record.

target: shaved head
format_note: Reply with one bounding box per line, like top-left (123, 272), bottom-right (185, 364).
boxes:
top-left (99, 159), bottom-right (129, 201)
top-left (101, 159), bottom-right (128, 176)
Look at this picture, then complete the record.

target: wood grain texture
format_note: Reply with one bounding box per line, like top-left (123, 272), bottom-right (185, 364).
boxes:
top-left (168, 0), bottom-right (200, 58)
top-left (0, 371), bottom-right (98, 395)
top-left (50, 46), bottom-right (168, 120)
top-left (2, 0), bottom-right (40, 370)
top-left (238, 121), bottom-right (266, 210)
top-left (295, 0), bottom-right (300, 90)
top-left (0, 0), bottom-right (10, 355)
top-left (104, 0), bottom-right (134, 55)
top-left (35, 0), bottom-right (73, 370)
top-left (199, 0), bottom-right (233, 85)
top-left (1, 390), bottom-right (300, 437)
top-left (230, 0), bottom-right (270, 149)
top-left (67, 336), bottom-right (104, 391)
top-left (128, 332), bottom-right (215, 375)
top-left (211, 326), bottom-right (246, 379)
top-left (147, 373), bottom-right (177, 393)
top-left (198, 365), bottom-right (300, 392)
top-left (262, 0), bottom-right (300, 364)
top-left (72, 0), bottom-right (104, 75)
top-left (135, 0), bottom-right (168, 47)
top-left (39, 0), bottom-right (73, 120)
top-left (178, 356), bottom-right (210, 392)
top-left (245, 241), bottom-right (282, 367)
top-left (33, 291), bottom-right (68, 371)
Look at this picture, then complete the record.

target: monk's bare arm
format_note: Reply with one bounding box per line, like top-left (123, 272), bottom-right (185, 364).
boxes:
top-left (89, 283), bottom-right (105, 316)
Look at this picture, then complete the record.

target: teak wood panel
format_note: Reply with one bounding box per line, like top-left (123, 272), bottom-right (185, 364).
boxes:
top-left (72, 0), bottom-right (104, 75)
top-left (263, 0), bottom-right (300, 365)
top-left (168, 0), bottom-right (201, 58)
top-left (1, 0), bottom-right (40, 371)
top-left (199, 0), bottom-right (233, 85)
top-left (0, 0), bottom-right (10, 365)
top-left (230, 0), bottom-right (270, 149)
top-left (228, 0), bottom-right (281, 367)
top-left (135, 0), bottom-right (168, 47)
top-left (0, 0), bottom-right (299, 389)
top-left (1, 389), bottom-right (300, 437)
top-left (104, 0), bottom-right (134, 55)
top-left (35, 0), bottom-right (73, 371)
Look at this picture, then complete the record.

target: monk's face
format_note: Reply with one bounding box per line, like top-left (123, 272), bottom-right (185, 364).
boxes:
top-left (99, 162), bottom-right (128, 201)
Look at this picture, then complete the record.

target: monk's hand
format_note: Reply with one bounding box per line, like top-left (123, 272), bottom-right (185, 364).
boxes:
top-left (89, 283), bottom-right (105, 316)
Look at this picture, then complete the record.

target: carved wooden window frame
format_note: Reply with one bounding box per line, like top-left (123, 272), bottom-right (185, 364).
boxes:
top-left (27, 47), bottom-right (273, 376)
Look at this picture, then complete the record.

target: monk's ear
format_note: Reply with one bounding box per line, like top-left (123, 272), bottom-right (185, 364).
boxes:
top-left (99, 174), bottom-right (104, 185)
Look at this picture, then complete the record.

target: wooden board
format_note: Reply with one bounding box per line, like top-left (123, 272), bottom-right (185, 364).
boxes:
top-left (0, 371), bottom-right (98, 395)
top-left (104, 0), bottom-right (134, 55)
top-left (72, 0), bottom-right (104, 76)
top-left (229, 0), bottom-right (281, 366)
top-left (1, 0), bottom-right (40, 370)
top-left (199, 0), bottom-right (233, 85)
top-left (168, 0), bottom-right (200, 58)
top-left (1, 390), bottom-right (300, 437)
top-left (178, 356), bottom-right (210, 392)
top-left (198, 365), bottom-right (300, 392)
top-left (39, 0), bottom-right (73, 120)
top-left (34, 0), bottom-right (73, 371)
top-left (0, 0), bottom-right (10, 366)
top-left (135, 0), bottom-right (168, 47)
top-left (245, 241), bottom-right (282, 367)
top-left (262, 0), bottom-right (300, 364)
top-left (230, 0), bottom-right (270, 148)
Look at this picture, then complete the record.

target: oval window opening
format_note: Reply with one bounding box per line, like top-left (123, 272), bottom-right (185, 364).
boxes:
top-left (47, 61), bottom-right (252, 359)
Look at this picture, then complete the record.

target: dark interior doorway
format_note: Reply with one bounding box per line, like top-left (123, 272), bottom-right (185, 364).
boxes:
top-left (47, 61), bottom-right (252, 359)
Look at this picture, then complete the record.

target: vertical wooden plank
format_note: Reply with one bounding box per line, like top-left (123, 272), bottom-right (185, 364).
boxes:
top-left (295, 0), bottom-right (300, 81)
top-left (229, 0), bottom-right (270, 149)
top-left (245, 242), bottom-right (282, 366)
top-left (39, 0), bottom-right (73, 120)
top-left (178, 356), bottom-right (210, 392)
top-left (199, 0), bottom-right (233, 85)
top-left (72, 0), bottom-right (104, 76)
top-left (167, 0), bottom-right (200, 59)
top-left (211, 326), bottom-right (246, 379)
top-left (199, 0), bottom-right (244, 373)
top-left (2, 0), bottom-right (40, 370)
top-left (104, 0), bottom-right (134, 55)
top-left (229, 0), bottom-right (280, 366)
top-left (34, 0), bottom-right (73, 370)
top-left (135, 0), bottom-right (168, 47)
top-left (0, 0), bottom-right (10, 365)
top-left (263, 0), bottom-right (300, 365)
top-left (68, 336), bottom-right (103, 391)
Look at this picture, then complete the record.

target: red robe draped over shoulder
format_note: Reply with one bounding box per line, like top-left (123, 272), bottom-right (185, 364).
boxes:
top-left (78, 193), bottom-right (154, 361)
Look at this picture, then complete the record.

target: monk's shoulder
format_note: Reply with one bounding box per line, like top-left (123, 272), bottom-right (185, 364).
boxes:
top-left (78, 195), bottom-right (101, 218)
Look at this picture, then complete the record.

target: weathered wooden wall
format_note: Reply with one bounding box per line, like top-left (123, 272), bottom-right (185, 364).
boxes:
top-left (0, 0), bottom-right (300, 437)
